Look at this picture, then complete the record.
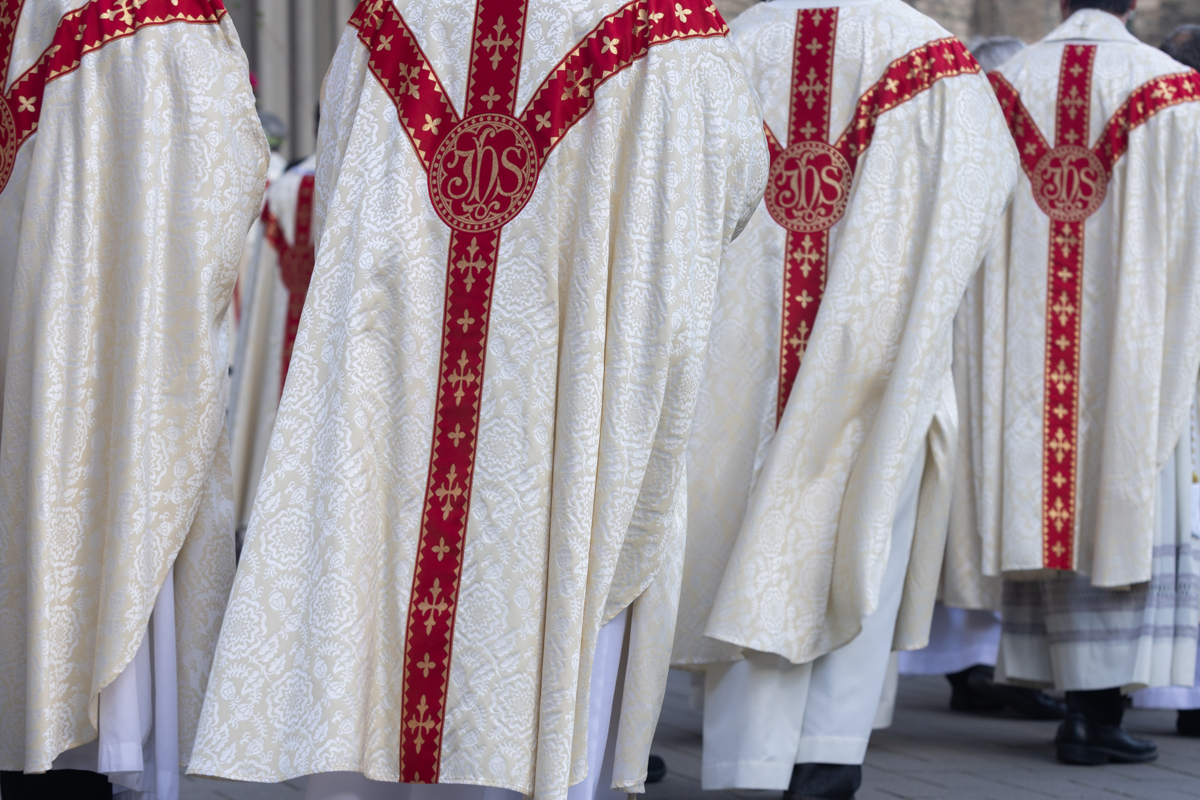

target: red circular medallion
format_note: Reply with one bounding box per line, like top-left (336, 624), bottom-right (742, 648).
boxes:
top-left (428, 114), bottom-right (539, 233)
top-left (765, 140), bottom-right (852, 233)
top-left (1031, 145), bottom-right (1107, 222)
top-left (0, 99), bottom-right (16, 195)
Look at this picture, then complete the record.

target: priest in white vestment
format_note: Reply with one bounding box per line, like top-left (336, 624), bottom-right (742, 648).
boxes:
top-left (187, 2), bottom-right (767, 799)
top-left (228, 154), bottom-right (317, 549)
top-left (0, 2), bottom-right (268, 799)
top-left (669, 1), bottom-right (1018, 796)
top-left (961, 0), bottom-right (1200, 766)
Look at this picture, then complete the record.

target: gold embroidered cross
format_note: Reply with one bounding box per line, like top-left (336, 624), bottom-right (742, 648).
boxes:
top-left (1048, 428), bottom-right (1073, 463)
top-left (456, 309), bottom-right (476, 332)
top-left (1053, 229), bottom-right (1079, 258)
top-left (398, 63), bottom-right (421, 99)
top-left (1047, 497), bottom-right (1071, 531)
top-left (795, 234), bottom-right (820, 278)
top-left (17, 96), bottom-right (35, 113)
top-left (1062, 129), bottom-right (1079, 145)
top-left (1052, 403), bottom-right (1068, 419)
top-left (417, 578), bottom-right (452, 635)
top-left (562, 65), bottom-right (593, 101)
top-left (456, 237), bottom-right (488, 291)
top-left (1050, 540), bottom-right (1067, 558)
top-left (796, 68), bottom-right (826, 110)
top-left (1068, 62), bottom-right (1083, 78)
top-left (448, 351), bottom-right (477, 406)
top-left (675, 2), bottom-right (692, 21)
top-left (481, 17), bottom-right (514, 70)
top-left (379, 34), bottom-right (394, 51)
top-left (431, 538), bottom-right (451, 561)
top-left (1055, 335), bottom-right (1071, 351)
top-left (535, 111), bottom-right (552, 131)
top-left (1151, 81), bottom-right (1177, 101)
top-left (101, 0), bottom-right (144, 25)
top-left (1062, 86), bottom-right (1086, 120)
top-left (1051, 292), bottom-right (1076, 326)
top-left (406, 695), bottom-right (437, 751)
top-left (798, 121), bottom-right (817, 138)
top-left (1051, 470), bottom-right (1067, 488)
top-left (416, 653), bottom-right (437, 677)
top-left (805, 39), bottom-right (823, 56)
top-left (481, 87), bottom-right (501, 109)
top-left (796, 289), bottom-right (814, 309)
top-left (905, 53), bottom-right (926, 80)
top-left (423, 114), bottom-right (441, 134)
top-left (885, 78), bottom-right (899, 94)
top-left (448, 423), bottom-right (467, 446)
top-left (435, 465), bottom-right (464, 521)
top-left (1048, 361), bottom-right (1074, 394)
top-left (602, 36), bottom-right (620, 55)
top-left (787, 320), bottom-right (810, 359)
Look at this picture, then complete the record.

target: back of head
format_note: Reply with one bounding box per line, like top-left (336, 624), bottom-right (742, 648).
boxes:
top-left (1162, 24), bottom-right (1200, 72)
top-left (1067, 0), bottom-right (1133, 15)
top-left (969, 36), bottom-right (1026, 73)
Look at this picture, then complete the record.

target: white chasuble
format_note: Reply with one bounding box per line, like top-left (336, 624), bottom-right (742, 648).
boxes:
top-left (962, 10), bottom-right (1200, 587)
top-left (671, 0), bottom-right (1019, 671)
top-left (188, 1), bottom-right (767, 798)
top-left (228, 156), bottom-right (317, 541)
top-left (0, 0), bottom-right (268, 776)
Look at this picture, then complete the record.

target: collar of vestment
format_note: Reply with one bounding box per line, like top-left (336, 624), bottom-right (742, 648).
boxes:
top-left (1042, 9), bottom-right (1140, 45)
top-left (763, 0), bottom-right (883, 7)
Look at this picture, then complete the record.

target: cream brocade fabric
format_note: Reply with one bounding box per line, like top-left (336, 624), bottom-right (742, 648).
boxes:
top-left (966, 12), bottom-right (1200, 588)
top-left (0, 8), bottom-right (267, 774)
top-left (188, 3), bottom-right (767, 798)
top-left (671, 0), bottom-right (1019, 669)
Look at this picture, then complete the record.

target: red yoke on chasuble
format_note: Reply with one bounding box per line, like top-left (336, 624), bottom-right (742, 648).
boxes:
top-left (189, 0), bottom-right (766, 796)
top-left (990, 48), bottom-right (1200, 573)
top-left (0, 0), bottom-right (266, 777)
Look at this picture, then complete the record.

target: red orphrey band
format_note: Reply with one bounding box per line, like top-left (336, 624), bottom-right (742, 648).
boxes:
top-left (0, 0), bottom-right (229, 195)
top-left (347, 0), bottom-right (728, 782)
top-left (762, 13), bottom-right (981, 424)
top-left (262, 174), bottom-right (317, 398)
top-left (990, 51), bottom-right (1200, 570)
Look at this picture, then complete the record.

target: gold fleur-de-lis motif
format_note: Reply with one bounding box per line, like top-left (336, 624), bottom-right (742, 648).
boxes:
top-left (422, 114), bottom-right (441, 134)
top-left (1048, 361), bottom-right (1074, 395)
top-left (1051, 292), bottom-right (1076, 326)
top-left (635, 9), bottom-right (665, 33)
top-left (562, 65), bottom-right (593, 101)
top-left (406, 695), bottom-right (437, 751)
top-left (795, 234), bottom-right (820, 278)
top-left (416, 653), bottom-right (437, 677)
top-left (101, 0), bottom-right (143, 25)
top-left (434, 464), bottom-right (464, 519)
top-left (481, 16), bottom-right (514, 70)
top-left (796, 68), bottom-right (826, 110)
top-left (365, 0), bottom-right (387, 29)
top-left (1047, 496), bottom-right (1071, 530)
top-left (416, 578), bottom-right (452, 634)
top-left (447, 351), bottom-right (478, 406)
top-left (1048, 428), bottom-right (1073, 463)
top-left (787, 320), bottom-right (810, 359)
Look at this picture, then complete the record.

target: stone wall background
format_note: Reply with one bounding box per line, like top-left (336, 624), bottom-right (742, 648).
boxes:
top-left (713, 0), bottom-right (1199, 46)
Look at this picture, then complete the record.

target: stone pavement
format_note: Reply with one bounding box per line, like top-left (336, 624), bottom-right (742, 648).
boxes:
top-left (179, 671), bottom-right (1200, 800)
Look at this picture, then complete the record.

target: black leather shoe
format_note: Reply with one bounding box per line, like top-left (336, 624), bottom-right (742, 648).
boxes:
top-left (646, 754), bottom-right (667, 784)
top-left (1177, 709), bottom-right (1200, 737)
top-left (1055, 712), bottom-right (1158, 764)
top-left (996, 685), bottom-right (1067, 720)
top-left (947, 665), bottom-right (1006, 712)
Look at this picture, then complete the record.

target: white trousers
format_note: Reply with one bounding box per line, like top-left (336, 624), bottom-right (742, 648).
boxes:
top-left (896, 603), bottom-right (1001, 676)
top-left (52, 567), bottom-right (180, 800)
top-left (305, 609), bottom-right (628, 800)
top-left (700, 452), bottom-right (923, 791)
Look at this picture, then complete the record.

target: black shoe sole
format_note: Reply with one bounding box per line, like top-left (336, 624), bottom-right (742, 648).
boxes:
top-left (1057, 743), bottom-right (1158, 765)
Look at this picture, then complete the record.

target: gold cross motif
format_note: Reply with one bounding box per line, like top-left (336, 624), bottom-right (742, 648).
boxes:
top-left (1053, 229), bottom-right (1079, 258)
top-left (796, 67), bottom-right (826, 110)
top-left (416, 653), bottom-right (437, 677)
top-left (480, 87), bottom-right (501, 109)
top-left (905, 53), bottom-right (926, 80)
top-left (1051, 470), bottom-right (1067, 488)
top-left (787, 320), bottom-right (810, 359)
top-left (1047, 497), bottom-right (1071, 531)
top-left (805, 39), bottom-right (823, 56)
top-left (1052, 403), bottom-right (1068, 419)
top-left (1051, 292), bottom-right (1076, 326)
top-left (379, 34), bottom-right (394, 51)
top-left (481, 17), bottom-right (514, 70)
top-left (456, 237), bottom-right (488, 291)
top-left (562, 65), bottom-right (593, 101)
top-left (416, 578), bottom-right (452, 635)
top-left (798, 121), bottom-right (817, 138)
top-left (1048, 361), bottom-right (1073, 394)
top-left (406, 695), bottom-right (437, 752)
top-left (1050, 540), bottom-right (1067, 558)
top-left (398, 63), bottom-right (421, 99)
top-left (1151, 81), bottom-right (1177, 101)
top-left (1055, 335), bottom-right (1071, 351)
top-left (17, 96), bottom-right (35, 113)
top-left (423, 114), bottom-right (441, 134)
top-left (1062, 129), bottom-right (1079, 145)
top-left (1048, 428), bottom-right (1073, 463)
top-left (456, 309), bottom-right (476, 332)
top-left (431, 538), bottom-right (450, 561)
top-left (794, 234), bottom-right (821, 277)
top-left (675, 2), bottom-right (692, 21)
top-left (796, 289), bottom-right (814, 309)
top-left (448, 351), bottom-right (477, 406)
top-left (1061, 86), bottom-right (1086, 120)
top-left (602, 36), bottom-right (620, 55)
top-left (447, 423), bottom-right (467, 446)
top-left (434, 464), bottom-right (464, 519)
